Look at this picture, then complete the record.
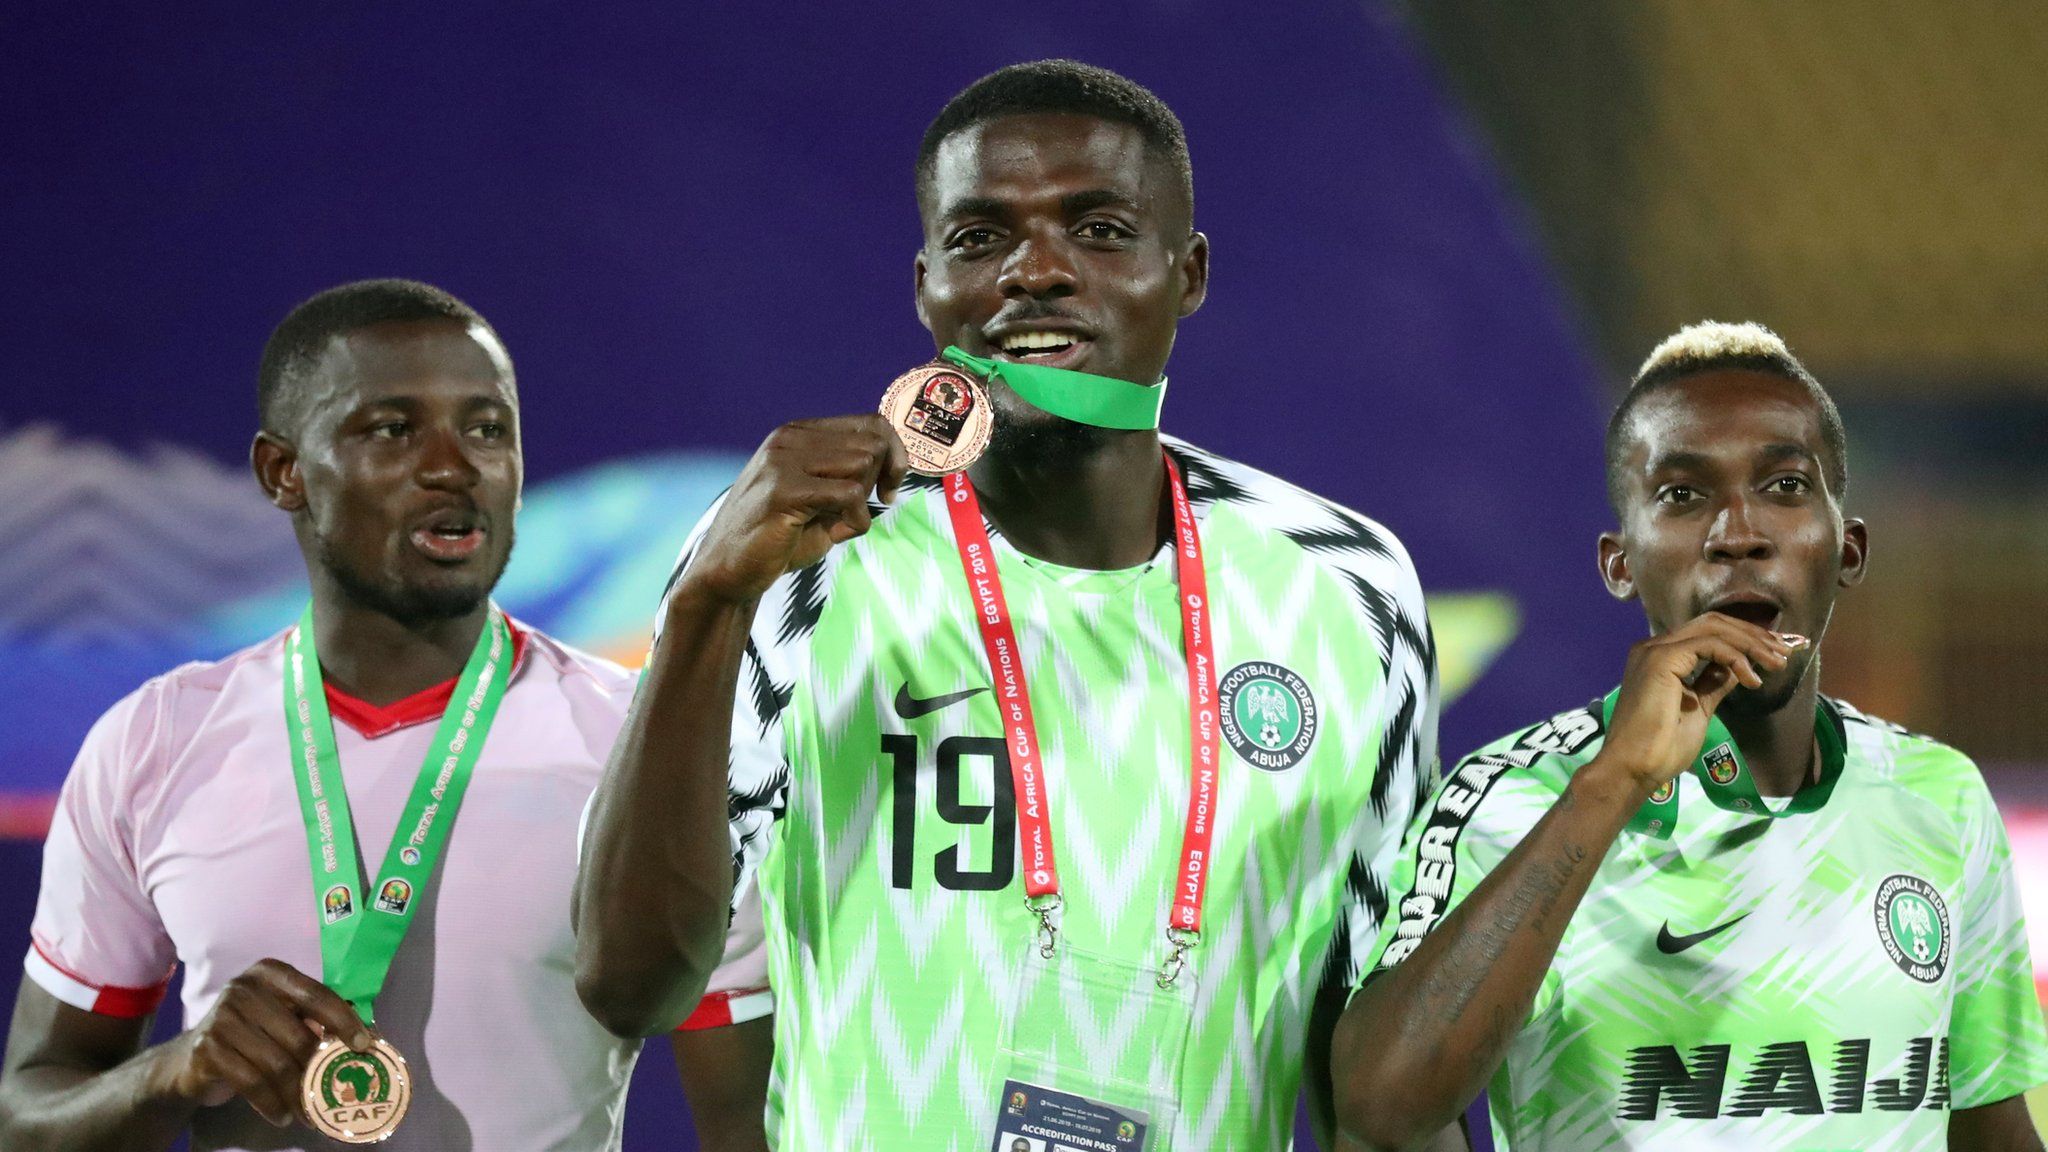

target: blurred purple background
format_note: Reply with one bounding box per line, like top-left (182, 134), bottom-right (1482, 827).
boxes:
top-left (0, 2), bottom-right (1628, 1147)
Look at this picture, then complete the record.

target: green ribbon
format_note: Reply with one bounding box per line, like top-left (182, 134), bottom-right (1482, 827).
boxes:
top-left (282, 603), bottom-right (511, 1023)
top-left (1600, 689), bottom-right (1847, 840)
top-left (940, 345), bottom-right (1167, 431)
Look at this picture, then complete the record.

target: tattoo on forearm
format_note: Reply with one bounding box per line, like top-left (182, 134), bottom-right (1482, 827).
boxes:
top-left (1407, 816), bottom-right (1598, 1086)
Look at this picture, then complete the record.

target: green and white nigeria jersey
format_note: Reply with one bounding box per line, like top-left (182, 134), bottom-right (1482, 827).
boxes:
top-left (666, 438), bottom-right (1438, 1150)
top-left (1364, 696), bottom-right (2048, 1151)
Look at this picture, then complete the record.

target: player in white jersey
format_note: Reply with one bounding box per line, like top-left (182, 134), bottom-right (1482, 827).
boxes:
top-left (1331, 322), bottom-right (2048, 1149)
top-left (0, 280), bottom-right (769, 1151)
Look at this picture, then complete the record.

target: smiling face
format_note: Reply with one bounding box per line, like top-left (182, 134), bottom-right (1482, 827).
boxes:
top-left (257, 318), bottom-right (522, 624)
top-left (914, 112), bottom-right (1207, 440)
top-left (1599, 369), bottom-right (1868, 715)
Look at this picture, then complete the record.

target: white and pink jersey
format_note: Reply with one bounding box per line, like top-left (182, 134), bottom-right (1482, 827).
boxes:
top-left (26, 620), bottom-right (769, 1152)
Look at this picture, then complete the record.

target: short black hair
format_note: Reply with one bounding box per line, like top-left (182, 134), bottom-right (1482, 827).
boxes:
top-left (1604, 321), bottom-right (1849, 515)
top-left (257, 278), bottom-right (503, 435)
top-left (916, 59), bottom-right (1193, 224)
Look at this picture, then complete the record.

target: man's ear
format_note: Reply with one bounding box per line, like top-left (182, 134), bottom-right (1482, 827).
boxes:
top-left (1177, 231), bottom-right (1210, 319)
top-left (1838, 518), bottom-right (1869, 588)
top-left (1598, 531), bottom-right (1636, 601)
top-left (913, 251), bottom-right (933, 334)
top-left (251, 432), bottom-right (305, 512)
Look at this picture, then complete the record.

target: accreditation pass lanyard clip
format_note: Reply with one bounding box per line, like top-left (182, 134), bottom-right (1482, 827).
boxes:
top-left (943, 452), bottom-right (1220, 989)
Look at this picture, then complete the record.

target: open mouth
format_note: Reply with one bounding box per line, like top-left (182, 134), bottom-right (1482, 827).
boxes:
top-left (990, 328), bottom-right (1092, 368)
top-left (410, 511), bottom-right (486, 563)
top-left (1705, 596), bottom-right (1782, 632)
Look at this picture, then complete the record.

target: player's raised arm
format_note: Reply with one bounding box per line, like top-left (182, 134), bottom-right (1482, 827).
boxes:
top-left (573, 415), bottom-right (907, 1038)
top-left (1330, 614), bottom-right (1797, 1150)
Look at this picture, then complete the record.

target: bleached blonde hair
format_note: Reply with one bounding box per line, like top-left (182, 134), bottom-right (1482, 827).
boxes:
top-left (1635, 321), bottom-right (1803, 387)
top-left (1605, 320), bottom-right (1847, 512)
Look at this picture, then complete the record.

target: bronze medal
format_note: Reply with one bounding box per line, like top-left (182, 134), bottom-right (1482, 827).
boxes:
top-left (301, 1036), bottom-right (411, 1144)
top-left (880, 362), bottom-right (993, 475)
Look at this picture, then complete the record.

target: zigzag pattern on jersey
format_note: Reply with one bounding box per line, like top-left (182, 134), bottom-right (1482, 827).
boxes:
top-left (1164, 436), bottom-right (1440, 992)
top-left (673, 437), bottom-right (1436, 1150)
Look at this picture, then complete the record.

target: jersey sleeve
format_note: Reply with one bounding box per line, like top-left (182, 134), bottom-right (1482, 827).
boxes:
top-left (24, 685), bottom-right (177, 1018)
top-left (1329, 530), bottom-right (1442, 988)
top-left (654, 492), bottom-right (799, 925)
top-left (1946, 773), bottom-right (2048, 1108)
top-left (1359, 720), bottom-right (1594, 1020)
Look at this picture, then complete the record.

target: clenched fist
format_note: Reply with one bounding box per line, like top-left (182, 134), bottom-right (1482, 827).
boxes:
top-left (681, 416), bottom-right (910, 606)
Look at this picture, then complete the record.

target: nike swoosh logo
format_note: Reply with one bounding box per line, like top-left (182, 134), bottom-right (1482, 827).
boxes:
top-left (1656, 913), bottom-right (1750, 955)
top-left (893, 684), bottom-right (988, 719)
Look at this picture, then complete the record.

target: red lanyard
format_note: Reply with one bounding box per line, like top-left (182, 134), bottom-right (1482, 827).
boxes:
top-left (942, 453), bottom-right (1219, 987)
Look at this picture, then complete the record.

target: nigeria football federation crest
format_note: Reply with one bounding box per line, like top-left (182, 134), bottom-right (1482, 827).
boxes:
top-left (1218, 661), bottom-right (1318, 771)
top-left (1874, 873), bottom-right (1951, 984)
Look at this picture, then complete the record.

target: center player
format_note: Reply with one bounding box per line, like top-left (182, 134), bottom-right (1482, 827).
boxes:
top-left (576, 61), bottom-right (1445, 1148)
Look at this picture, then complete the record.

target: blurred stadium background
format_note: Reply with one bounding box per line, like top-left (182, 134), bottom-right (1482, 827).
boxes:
top-left (1, 2), bottom-right (2042, 1147)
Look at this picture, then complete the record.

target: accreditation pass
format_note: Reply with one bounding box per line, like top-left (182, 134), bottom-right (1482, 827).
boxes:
top-left (991, 1079), bottom-right (1151, 1151)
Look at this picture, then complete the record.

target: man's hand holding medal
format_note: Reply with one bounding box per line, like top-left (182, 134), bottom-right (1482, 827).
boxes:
top-left (144, 957), bottom-right (390, 1133)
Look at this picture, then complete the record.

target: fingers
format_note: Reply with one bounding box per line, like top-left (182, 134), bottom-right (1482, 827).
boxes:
top-left (762, 417), bottom-right (905, 546)
top-left (189, 1015), bottom-right (306, 1127)
top-left (1683, 636), bottom-right (1771, 690)
top-left (776, 416), bottom-right (907, 498)
top-left (875, 426), bottom-right (910, 506)
top-left (255, 961), bottom-right (373, 1051)
top-left (787, 476), bottom-right (874, 535)
top-left (1657, 614), bottom-right (1800, 690)
top-left (1693, 660), bottom-right (1745, 715)
top-left (177, 960), bottom-right (376, 1129)
top-left (238, 982), bottom-right (327, 1068)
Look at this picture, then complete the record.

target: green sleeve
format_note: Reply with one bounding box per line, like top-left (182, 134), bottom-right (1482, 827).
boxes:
top-left (1948, 779), bottom-right (2048, 1108)
top-left (1360, 746), bottom-right (1570, 1016)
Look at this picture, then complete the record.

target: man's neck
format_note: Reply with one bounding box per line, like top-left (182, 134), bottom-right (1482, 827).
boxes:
top-left (1721, 669), bottom-right (1823, 798)
top-left (308, 577), bottom-right (490, 707)
top-left (967, 428), bottom-right (1168, 570)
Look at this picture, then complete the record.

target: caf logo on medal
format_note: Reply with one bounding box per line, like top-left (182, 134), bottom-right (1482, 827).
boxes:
top-left (302, 1036), bottom-right (412, 1143)
top-left (1218, 662), bottom-right (1318, 772)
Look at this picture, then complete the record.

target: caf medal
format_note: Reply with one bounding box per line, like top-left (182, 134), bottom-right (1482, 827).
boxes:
top-left (301, 1036), bottom-right (412, 1143)
top-left (879, 362), bottom-right (993, 475)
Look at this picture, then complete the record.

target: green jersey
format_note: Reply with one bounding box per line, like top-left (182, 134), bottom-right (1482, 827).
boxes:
top-left (1364, 696), bottom-right (2048, 1151)
top-left (667, 439), bottom-right (1438, 1149)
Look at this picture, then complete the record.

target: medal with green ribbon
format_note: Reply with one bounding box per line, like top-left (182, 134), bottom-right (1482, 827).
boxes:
top-left (939, 345), bottom-right (1167, 430)
top-left (1602, 689), bottom-right (1847, 839)
top-left (879, 346), bottom-right (1168, 476)
top-left (281, 603), bottom-right (510, 1142)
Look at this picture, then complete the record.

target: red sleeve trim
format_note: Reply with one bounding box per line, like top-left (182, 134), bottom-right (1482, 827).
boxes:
top-left (27, 939), bottom-right (172, 1019)
top-left (675, 986), bottom-right (773, 1032)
